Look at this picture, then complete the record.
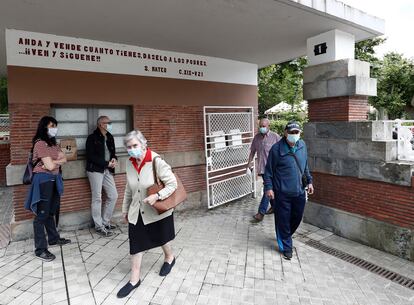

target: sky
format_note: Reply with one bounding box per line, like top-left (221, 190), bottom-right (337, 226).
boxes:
top-left (340, 0), bottom-right (414, 59)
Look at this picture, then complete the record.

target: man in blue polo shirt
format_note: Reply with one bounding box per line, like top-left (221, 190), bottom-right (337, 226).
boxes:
top-left (263, 121), bottom-right (314, 260)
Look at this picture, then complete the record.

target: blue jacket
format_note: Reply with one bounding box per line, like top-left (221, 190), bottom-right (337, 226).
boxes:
top-left (263, 137), bottom-right (312, 197)
top-left (24, 173), bottom-right (64, 214)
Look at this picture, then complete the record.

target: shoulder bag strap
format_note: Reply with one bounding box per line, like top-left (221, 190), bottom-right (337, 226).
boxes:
top-left (288, 151), bottom-right (304, 175)
top-left (152, 156), bottom-right (162, 186)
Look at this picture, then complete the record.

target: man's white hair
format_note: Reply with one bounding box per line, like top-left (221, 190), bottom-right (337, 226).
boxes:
top-left (124, 130), bottom-right (148, 148)
top-left (259, 118), bottom-right (270, 124)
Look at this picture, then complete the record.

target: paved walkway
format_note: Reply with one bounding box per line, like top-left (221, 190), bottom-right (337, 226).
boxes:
top-left (0, 196), bottom-right (414, 305)
top-left (0, 186), bottom-right (13, 248)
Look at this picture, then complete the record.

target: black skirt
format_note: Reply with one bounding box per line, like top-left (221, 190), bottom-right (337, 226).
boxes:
top-left (128, 212), bottom-right (175, 255)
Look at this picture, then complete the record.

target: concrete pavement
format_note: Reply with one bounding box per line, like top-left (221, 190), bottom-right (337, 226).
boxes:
top-left (0, 195), bottom-right (413, 305)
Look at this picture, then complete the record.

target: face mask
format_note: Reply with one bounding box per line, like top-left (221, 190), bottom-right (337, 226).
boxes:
top-left (259, 127), bottom-right (267, 134)
top-left (47, 127), bottom-right (58, 138)
top-left (106, 123), bottom-right (113, 133)
top-left (128, 148), bottom-right (143, 158)
top-left (287, 133), bottom-right (300, 144)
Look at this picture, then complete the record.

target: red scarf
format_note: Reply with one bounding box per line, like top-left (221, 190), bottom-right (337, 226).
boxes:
top-left (129, 148), bottom-right (152, 174)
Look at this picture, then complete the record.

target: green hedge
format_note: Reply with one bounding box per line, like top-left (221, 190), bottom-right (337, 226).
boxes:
top-left (267, 112), bottom-right (307, 136)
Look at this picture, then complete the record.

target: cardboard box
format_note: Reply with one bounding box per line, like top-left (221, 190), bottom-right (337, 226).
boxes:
top-left (60, 138), bottom-right (77, 161)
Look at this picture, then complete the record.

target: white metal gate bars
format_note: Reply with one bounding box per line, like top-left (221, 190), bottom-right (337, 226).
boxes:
top-left (203, 106), bottom-right (256, 209)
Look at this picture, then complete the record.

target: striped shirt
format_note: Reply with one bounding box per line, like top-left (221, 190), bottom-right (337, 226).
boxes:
top-left (33, 140), bottom-right (62, 175)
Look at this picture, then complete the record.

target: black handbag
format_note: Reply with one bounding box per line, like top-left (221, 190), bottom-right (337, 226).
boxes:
top-left (288, 152), bottom-right (308, 189)
top-left (22, 146), bottom-right (41, 185)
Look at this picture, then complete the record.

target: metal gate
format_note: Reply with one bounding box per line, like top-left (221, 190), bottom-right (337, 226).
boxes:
top-left (203, 106), bottom-right (257, 209)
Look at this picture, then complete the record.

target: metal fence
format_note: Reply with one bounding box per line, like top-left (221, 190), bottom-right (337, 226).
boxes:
top-left (0, 114), bottom-right (9, 140)
top-left (204, 106), bottom-right (256, 209)
top-left (373, 120), bottom-right (414, 161)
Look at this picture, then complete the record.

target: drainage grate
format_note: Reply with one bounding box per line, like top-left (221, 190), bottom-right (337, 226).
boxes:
top-left (305, 239), bottom-right (414, 291)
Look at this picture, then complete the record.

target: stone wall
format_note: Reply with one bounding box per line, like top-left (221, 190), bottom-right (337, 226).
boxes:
top-left (304, 120), bottom-right (414, 261)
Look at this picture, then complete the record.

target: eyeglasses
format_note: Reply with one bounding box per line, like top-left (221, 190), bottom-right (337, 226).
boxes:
top-left (287, 130), bottom-right (300, 134)
top-left (103, 121), bottom-right (112, 125)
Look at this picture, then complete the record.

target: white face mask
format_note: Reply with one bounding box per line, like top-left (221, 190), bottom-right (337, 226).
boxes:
top-left (47, 127), bottom-right (58, 138)
top-left (287, 133), bottom-right (300, 144)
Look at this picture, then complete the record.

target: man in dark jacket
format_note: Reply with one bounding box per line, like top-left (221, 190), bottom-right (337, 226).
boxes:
top-left (86, 116), bottom-right (118, 237)
top-left (263, 121), bottom-right (314, 260)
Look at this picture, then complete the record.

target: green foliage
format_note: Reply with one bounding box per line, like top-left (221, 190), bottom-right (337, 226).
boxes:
top-left (355, 37), bottom-right (386, 78)
top-left (370, 53), bottom-right (414, 119)
top-left (258, 57), bottom-right (307, 115)
top-left (268, 112), bottom-right (307, 136)
top-left (355, 38), bottom-right (414, 119)
top-left (0, 77), bottom-right (7, 114)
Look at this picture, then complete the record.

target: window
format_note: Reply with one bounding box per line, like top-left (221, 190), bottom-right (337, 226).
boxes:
top-left (52, 106), bottom-right (131, 154)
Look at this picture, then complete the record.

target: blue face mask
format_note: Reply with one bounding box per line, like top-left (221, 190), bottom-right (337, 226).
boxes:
top-left (106, 123), bottom-right (113, 133)
top-left (287, 133), bottom-right (300, 144)
top-left (127, 148), bottom-right (143, 158)
top-left (259, 127), bottom-right (267, 134)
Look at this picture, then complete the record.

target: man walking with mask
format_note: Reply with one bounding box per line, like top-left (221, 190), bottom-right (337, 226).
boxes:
top-left (263, 121), bottom-right (314, 260)
top-left (86, 116), bottom-right (118, 237)
top-left (247, 118), bottom-right (281, 221)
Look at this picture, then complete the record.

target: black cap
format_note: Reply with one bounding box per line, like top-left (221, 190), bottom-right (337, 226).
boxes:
top-left (285, 121), bottom-right (302, 132)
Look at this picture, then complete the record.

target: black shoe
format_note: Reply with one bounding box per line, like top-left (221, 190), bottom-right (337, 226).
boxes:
top-left (117, 280), bottom-right (141, 298)
top-left (159, 257), bottom-right (176, 276)
top-left (49, 238), bottom-right (71, 246)
top-left (35, 250), bottom-right (56, 262)
top-left (282, 251), bottom-right (293, 260)
top-left (104, 224), bottom-right (116, 230)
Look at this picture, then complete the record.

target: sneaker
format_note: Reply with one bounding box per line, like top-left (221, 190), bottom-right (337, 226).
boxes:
top-left (117, 280), bottom-right (141, 298)
top-left (282, 251), bottom-right (293, 260)
top-left (104, 224), bottom-right (116, 230)
top-left (35, 250), bottom-right (56, 262)
top-left (49, 238), bottom-right (71, 246)
top-left (96, 227), bottom-right (113, 237)
top-left (252, 213), bottom-right (264, 222)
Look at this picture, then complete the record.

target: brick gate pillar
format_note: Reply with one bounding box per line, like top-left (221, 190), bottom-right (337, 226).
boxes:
top-left (300, 30), bottom-right (414, 262)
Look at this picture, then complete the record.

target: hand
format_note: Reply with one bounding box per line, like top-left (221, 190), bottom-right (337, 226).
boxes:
top-left (307, 184), bottom-right (314, 195)
top-left (266, 190), bottom-right (274, 200)
top-left (122, 213), bottom-right (128, 223)
top-left (111, 158), bottom-right (118, 167)
top-left (143, 194), bottom-right (159, 206)
top-left (108, 159), bottom-right (115, 168)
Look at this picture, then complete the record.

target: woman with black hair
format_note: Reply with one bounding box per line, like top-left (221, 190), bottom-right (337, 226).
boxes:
top-left (24, 116), bottom-right (71, 262)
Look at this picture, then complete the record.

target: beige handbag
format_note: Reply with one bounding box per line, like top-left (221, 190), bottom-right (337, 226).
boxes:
top-left (147, 156), bottom-right (187, 214)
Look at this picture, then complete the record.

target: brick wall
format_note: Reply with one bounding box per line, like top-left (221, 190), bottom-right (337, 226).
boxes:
top-left (9, 103), bottom-right (51, 165)
top-left (134, 104), bottom-right (204, 153)
top-left (13, 174), bottom-right (127, 221)
top-left (0, 142), bottom-right (10, 186)
top-left (310, 172), bottom-right (414, 229)
top-left (11, 104), bottom-right (207, 222)
top-left (308, 95), bottom-right (369, 122)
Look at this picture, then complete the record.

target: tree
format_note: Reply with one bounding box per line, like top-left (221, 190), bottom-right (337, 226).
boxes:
top-left (355, 38), bottom-right (414, 119)
top-left (0, 77), bottom-right (7, 113)
top-left (258, 57), bottom-right (307, 115)
top-left (371, 53), bottom-right (414, 119)
top-left (355, 37), bottom-right (386, 78)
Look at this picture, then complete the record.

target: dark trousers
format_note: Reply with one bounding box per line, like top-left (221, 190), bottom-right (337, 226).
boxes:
top-left (274, 191), bottom-right (306, 254)
top-left (33, 180), bottom-right (60, 255)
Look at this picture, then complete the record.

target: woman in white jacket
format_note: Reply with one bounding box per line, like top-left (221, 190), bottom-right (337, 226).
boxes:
top-left (117, 130), bottom-right (177, 298)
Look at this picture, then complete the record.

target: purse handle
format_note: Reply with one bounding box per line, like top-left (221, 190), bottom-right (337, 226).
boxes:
top-left (152, 156), bottom-right (163, 186)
